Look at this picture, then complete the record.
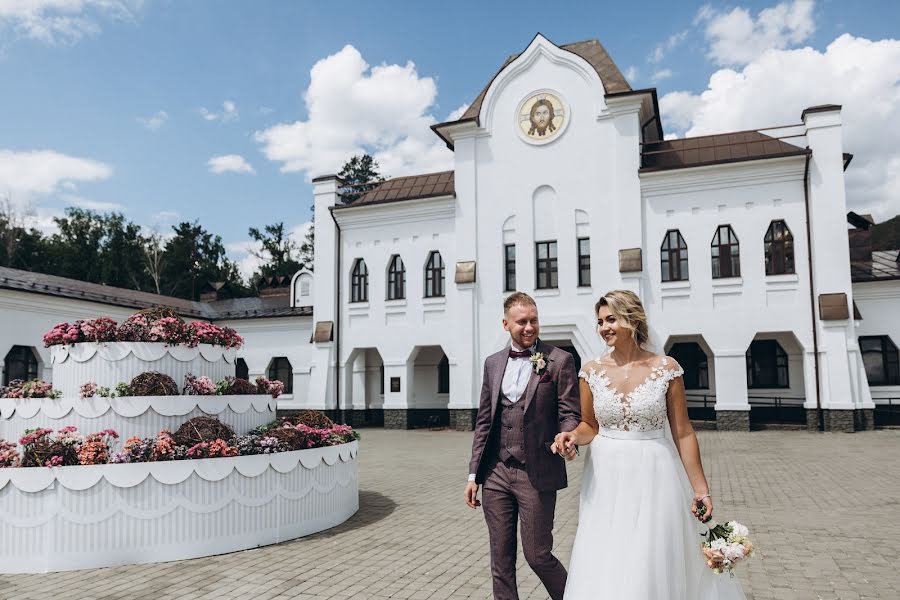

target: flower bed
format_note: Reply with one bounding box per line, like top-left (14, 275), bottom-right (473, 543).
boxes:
top-left (42, 312), bottom-right (243, 349)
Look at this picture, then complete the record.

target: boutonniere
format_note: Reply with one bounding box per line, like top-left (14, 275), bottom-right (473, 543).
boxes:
top-left (530, 352), bottom-right (547, 375)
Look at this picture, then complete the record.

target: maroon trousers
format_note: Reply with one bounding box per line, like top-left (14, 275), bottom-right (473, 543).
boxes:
top-left (482, 460), bottom-right (568, 600)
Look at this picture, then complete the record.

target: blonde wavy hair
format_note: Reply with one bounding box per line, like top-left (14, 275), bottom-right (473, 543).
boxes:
top-left (595, 290), bottom-right (650, 349)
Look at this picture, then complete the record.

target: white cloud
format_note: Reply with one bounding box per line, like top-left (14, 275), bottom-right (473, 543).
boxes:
top-left (445, 103), bottom-right (470, 122)
top-left (650, 29), bottom-right (689, 64)
top-left (0, 149), bottom-right (112, 203)
top-left (207, 154), bottom-right (256, 175)
top-left (697, 0), bottom-right (815, 66)
top-left (652, 69), bottom-right (674, 82)
top-left (659, 34), bottom-right (900, 220)
top-left (199, 100), bottom-right (239, 123)
top-left (0, 0), bottom-right (142, 46)
top-left (136, 110), bottom-right (168, 131)
top-left (59, 193), bottom-right (125, 211)
top-left (624, 66), bottom-right (638, 82)
top-left (255, 45), bottom-right (456, 179)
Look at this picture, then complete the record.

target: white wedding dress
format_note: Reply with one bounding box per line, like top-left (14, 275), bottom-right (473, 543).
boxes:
top-left (564, 356), bottom-right (746, 600)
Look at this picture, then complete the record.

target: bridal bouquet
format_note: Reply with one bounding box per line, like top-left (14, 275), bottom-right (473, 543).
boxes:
top-left (700, 520), bottom-right (755, 575)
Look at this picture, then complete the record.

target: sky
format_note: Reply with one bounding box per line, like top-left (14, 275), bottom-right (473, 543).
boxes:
top-left (1, 0), bottom-right (899, 279)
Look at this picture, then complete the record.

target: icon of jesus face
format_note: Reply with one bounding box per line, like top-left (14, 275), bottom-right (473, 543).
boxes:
top-left (528, 99), bottom-right (556, 137)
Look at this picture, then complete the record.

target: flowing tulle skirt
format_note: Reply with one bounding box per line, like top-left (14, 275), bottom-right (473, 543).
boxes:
top-left (564, 429), bottom-right (746, 600)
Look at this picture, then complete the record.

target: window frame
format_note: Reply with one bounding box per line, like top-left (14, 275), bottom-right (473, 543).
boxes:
top-left (235, 357), bottom-right (249, 380)
top-left (746, 340), bottom-right (790, 389)
top-left (660, 229), bottom-right (689, 282)
top-left (577, 237), bottom-right (591, 287)
top-left (859, 336), bottom-right (900, 386)
top-left (424, 251), bottom-right (445, 298)
top-left (667, 342), bottom-right (709, 390)
top-left (350, 258), bottom-right (369, 303)
top-left (764, 220), bottom-right (795, 276)
top-left (386, 254), bottom-right (406, 300)
top-left (267, 357), bottom-right (293, 394)
top-left (711, 225), bottom-right (741, 279)
top-left (504, 244), bottom-right (516, 292)
top-left (535, 240), bottom-right (558, 289)
top-left (3, 345), bottom-right (39, 385)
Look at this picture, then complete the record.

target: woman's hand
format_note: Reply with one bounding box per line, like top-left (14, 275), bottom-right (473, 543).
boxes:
top-left (551, 431), bottom-right (578, 460)
top-left (691, 494), bottom-right (713, 523)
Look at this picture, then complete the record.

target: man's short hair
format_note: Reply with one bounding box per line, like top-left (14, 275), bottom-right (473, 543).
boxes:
top-left (503, 291), bottom-right (537, 315)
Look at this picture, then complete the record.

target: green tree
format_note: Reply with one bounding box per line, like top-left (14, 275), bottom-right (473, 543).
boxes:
top-left (0, 197), bottom-right (50, 271)
top-left (47, 208), bottom-right (107, 283)
top-left (161, 222), bottom-right (241, 300)
top-left (100, 213), bottom-right (150, 290)
top-left (248, 222), bottom-right (303, 279)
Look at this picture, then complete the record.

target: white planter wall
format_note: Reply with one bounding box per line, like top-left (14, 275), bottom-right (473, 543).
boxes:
top-left (0, 442), bottom-right (359, 573)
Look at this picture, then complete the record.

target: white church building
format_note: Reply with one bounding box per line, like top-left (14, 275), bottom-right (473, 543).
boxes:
top-left (2, 35), bottom-right (899, 432)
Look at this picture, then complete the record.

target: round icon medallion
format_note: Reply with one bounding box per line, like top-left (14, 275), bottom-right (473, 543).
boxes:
top-left (516, 91), bottom-right (567, 144)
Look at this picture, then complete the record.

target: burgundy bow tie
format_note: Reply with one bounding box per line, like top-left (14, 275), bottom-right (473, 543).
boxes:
top-left (509, 348), bottom-right (532, 359)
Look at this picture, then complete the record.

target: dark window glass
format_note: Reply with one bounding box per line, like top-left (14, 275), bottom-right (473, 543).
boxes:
top-left (711, 225), bottom-right (741, 279)
top-left (438, 354), bottom-right (450, 394)
top-left (235, 358), bottom-right (249, 380)
top-left (535, 241), bottom-right (558, 289)
top-left (387, 254), bottom-right (406, 300)
top-left (380, 364), bottom-right (385, 395)
top-left (504, 244), bottom-right (516, 292)
top-left (764, 220), bottom-right (795, 275)
top-left (860, 336), bottom-right (900, 386)
top-left (667, 343), bottom-right (709, 389)
top-left (424, 251), bottom-right (445, 297)
top-left (268, 357), bottom-right (293, 394)
top-left (3, 345), bottom-right (39, 385)
top-left (660, 230), bottom-right (689, 282)
top-left (350, 258), bottom-right (368, 303)
top-left (577, 237), bottom-right (591, 287)
top-left (746, 340), bottom-right (789, 388)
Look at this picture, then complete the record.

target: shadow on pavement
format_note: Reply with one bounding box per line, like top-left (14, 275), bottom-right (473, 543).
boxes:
top-left (304, 489), bottom-right (397, 540)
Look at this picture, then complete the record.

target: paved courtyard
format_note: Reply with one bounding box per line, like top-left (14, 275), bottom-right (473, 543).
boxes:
top-left (2, 429), bottom-right (899, 600)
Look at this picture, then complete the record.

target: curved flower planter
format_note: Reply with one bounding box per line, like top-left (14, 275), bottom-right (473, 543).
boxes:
top-left (0, 441), bottom-right (359, 573)
top-left (50, 343), bottom-right (236, 398)
top-left (0, 395), bottom-right (276, 442)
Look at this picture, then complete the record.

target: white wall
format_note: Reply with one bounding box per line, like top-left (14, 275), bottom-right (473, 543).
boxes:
top-left (854, 280), bottom-right (900, 403)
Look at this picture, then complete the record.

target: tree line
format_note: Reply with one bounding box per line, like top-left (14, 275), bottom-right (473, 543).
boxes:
top-left (0, 154), bottom-right (384, 301)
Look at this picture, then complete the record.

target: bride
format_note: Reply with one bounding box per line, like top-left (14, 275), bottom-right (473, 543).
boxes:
top-left (554, 290), bottom-right (746, 599)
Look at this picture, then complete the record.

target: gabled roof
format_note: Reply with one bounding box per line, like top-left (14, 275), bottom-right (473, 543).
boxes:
top-left (337, 171), bottom-right (455, 208)
top-left (456, 38), bottom-right (632, 123)
top-left (0, 266), bottom-right (312, 320)
top-left (640, 130), bottom-right (809, 173)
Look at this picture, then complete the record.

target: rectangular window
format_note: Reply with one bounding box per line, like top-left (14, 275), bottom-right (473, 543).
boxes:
top-left (504, 244), bottom-right (516, 291)
top-left (577, 237), bottom-right (591, 287)
top-left (535, 241), bottom-right (558, 289)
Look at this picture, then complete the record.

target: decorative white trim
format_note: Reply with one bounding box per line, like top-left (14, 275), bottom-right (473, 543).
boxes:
top-left (50, 342), bottom-right (236, 365)
top-left (640, 156), bottom-right (806, 197)
top-left (0, 442), bottom-right (359, 573)
top-left (334, 197), bottom-right (455, 229)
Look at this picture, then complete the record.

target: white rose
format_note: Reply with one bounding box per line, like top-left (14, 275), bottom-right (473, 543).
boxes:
top-left (728, 522), bottom-right (749, 537)
top-left (710, 538), bottom-right (727, 551)
top-left (724, 543), bottom-right (746, 562)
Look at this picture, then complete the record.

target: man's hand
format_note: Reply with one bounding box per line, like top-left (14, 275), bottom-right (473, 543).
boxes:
top-left (464, 481), bottom-right (481, 509)
top-left (551, 431), bottom-right (578, 461)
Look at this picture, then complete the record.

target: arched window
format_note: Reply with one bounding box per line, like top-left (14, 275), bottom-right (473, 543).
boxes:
top-left (235, 358), bottom-right (249, 380)
top-left (764, 220), bottom-right (795, 275)
top-left (860, 336), bottom-right (900, 385)
top-left (268, 357), bottom-right (293, 394)
top-left (661, 229), bottom-right (688, 282)
top-left (667, 343), bottom-right (709, 389)
top-left (300, 279), bottom-right (310, 296)
top-left (746, 340), bottom-right (789, 388)
top-left (3, 345), bottom-right (39, 385)
top-left (424, 251), bottom-right (445, 298)
top-left (438, 354), bottom-right (450, 394)
top-left (711, 225), bottom-right (740, 279)
top-left (387, 255), bottom-right (405, 300)
top-left (350, 258), bottom-right (368, 303)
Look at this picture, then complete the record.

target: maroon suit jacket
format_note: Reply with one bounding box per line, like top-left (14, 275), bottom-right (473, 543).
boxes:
top-left (468, 340), bottom-right (581, 492)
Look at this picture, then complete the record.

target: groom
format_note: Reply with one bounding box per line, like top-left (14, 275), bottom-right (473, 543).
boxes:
top-left (464, 292), bottom-right (581, 600)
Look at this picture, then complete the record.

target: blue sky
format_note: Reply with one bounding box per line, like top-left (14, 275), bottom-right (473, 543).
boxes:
top-left (1, 0), bottom-right (898, 278)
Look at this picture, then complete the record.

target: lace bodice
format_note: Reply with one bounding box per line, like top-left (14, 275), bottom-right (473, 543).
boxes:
top-left (579, 356), bottom-right (684, 432)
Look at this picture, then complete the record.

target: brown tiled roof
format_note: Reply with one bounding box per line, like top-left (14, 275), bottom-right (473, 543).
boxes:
top-left (851, 250), bottom-right (900, 283)
top-left (640, 131), bottom-right (809, 172)
top-left (341, 171), bottom-right (455, 207)
top-left (458, 39), bottom-right (631, 122)
top-left (0, 266), bottom-right (312, 320)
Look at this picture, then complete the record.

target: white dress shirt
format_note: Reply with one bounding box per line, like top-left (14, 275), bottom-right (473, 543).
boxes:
top-left (469, 341), bottom-right (537, 482)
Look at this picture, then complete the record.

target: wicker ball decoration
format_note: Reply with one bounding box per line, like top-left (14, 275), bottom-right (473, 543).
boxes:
top-left (281, 410), bottom-right (334, 429)
top-left (137, 306), bottom-right (182, 323)
top-left (265, 427), bottom-right (307, 451)
top-left (226, 377), bottom-right (258, 395)
top-left (172, 416), bottom-right (236, 447)
top-left (128, 371), bottom-right (179, 396)
top-left (21, 440), bottom-right (79, 468)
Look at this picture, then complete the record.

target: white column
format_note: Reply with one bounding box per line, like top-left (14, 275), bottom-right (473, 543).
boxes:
top-left (712, 351), bottom-right (751, 411)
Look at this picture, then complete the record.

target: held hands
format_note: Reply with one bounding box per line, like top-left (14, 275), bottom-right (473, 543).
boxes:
top-left (551, 431), bottom-right (578, 461)
top-left (464, 481), bottom-right (481, 509)
top-left (691, 493), bottom-right (713, 523)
